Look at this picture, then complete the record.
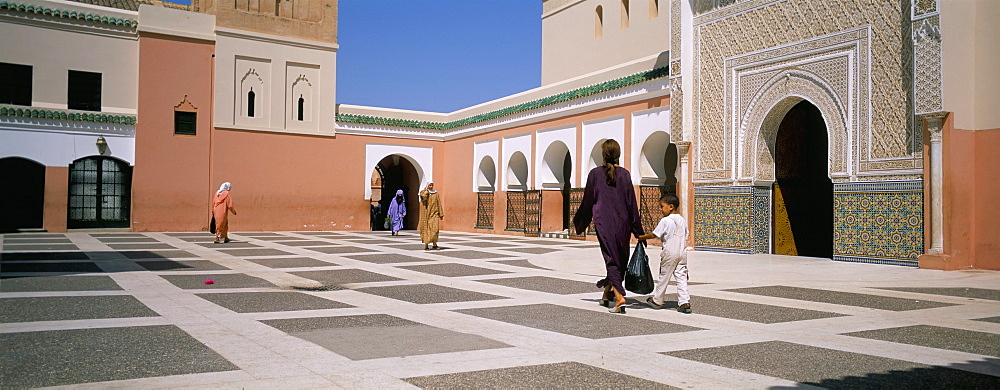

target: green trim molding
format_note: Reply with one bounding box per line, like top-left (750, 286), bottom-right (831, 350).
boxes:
top-left (0, 105), bottom-right (137, 125)
top-left (336, 66), bottom-right (670, 130)
top-left (0, 1), bottom-right (137, 27)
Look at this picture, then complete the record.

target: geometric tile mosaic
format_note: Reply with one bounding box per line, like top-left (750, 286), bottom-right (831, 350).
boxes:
top-left (694, 186), bottom-right (755, 254)
top-left (833, 180), bottom-right (923, 267)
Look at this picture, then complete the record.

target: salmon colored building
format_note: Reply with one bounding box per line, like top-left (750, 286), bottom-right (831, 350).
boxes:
top-left (2, 0), bottom-right (998, 271)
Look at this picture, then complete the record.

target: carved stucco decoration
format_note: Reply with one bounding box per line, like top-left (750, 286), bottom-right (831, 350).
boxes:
top-left (692, 0), bottom-right (920, 183)
top-left (912, 11), bottom-right (942, 115)
top-left (741, 71), bottom-right (849, 183)
top-left (733, 27), bottom-right (870, 185)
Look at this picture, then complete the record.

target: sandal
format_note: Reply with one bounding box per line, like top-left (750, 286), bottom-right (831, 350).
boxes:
top-left (645, 297), bottom-right (663, 308)
top-left (608, 304), bottom-right (626, 314)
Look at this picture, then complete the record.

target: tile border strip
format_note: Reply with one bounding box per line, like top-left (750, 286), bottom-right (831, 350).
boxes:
top-left (0, 1), bottom-right (137, 28)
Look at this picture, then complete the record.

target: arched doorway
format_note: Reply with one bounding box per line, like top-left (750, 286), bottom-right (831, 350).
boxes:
top-left (772, 100), bottom-right (833, 258)
top-left (67, 156), bottom-right (132, 229)
top-left (0, 157), bottom-right (45, 233)
top-left (370, 155), bottom-right (420, 231)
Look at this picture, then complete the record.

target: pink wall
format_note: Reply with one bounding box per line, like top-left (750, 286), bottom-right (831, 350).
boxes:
top-left (920, 114), bottom-right (1000, 270)
top-left (209, 131), bottom-right (436, 232)
top-left (971, 128), bottom-right (1000, 268)
top-left (132, 33), bottom-right (215, 232)
top-left (42, 167), bottom-right (67, 232)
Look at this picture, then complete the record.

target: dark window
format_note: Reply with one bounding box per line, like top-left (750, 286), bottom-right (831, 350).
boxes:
top-left (247, 89), bottom-right (255, 117)
top-left (174, 111), bottom-right (197, 135)
top-left (68, 70), bottom-right (101, 111)
top-left (0, 63), bottom-right (32, 106)
top-left (297, 95), bottom-right (304, 121)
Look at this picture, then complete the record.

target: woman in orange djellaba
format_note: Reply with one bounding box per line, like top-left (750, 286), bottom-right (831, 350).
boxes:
top-left (213, 182), bottom-right (237, 244)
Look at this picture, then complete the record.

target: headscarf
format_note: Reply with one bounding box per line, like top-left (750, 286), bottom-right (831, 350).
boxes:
top-left (217, 182), bottom-right (231, 195)
top-left (389, 189), bottom-right (405, 217)
top-left (420, 182), bottom-right (436, 203)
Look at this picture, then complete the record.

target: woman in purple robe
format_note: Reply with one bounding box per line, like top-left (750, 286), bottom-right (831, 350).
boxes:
top-left (573, 139), bottom-right (645, 314)
top-left (387, 189), bottom-right (406, 236)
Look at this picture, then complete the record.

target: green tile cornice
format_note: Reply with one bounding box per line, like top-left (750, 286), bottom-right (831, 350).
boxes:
top-left (0, 1), bottom-right (137, 28)
top-left (0, 105), bottom-right (137, 125)
top-left (337, 66), bottom-right (670, 131)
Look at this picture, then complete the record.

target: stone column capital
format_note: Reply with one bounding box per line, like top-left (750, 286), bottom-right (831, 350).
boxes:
top-left (675, 141), bottom-right (691, 162)
top-left (921, 111), bottom-right (949, 135)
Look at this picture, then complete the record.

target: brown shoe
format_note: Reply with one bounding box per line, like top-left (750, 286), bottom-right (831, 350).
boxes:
top-left (677, 303), bottom-right (692, 314)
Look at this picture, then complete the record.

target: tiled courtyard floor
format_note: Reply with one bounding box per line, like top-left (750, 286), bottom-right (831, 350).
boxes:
top-left (1, 230), bottom-right (998, 389)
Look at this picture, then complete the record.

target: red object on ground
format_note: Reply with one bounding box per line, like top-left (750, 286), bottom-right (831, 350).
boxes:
top-left (204, 279), bottom-right (215, 284)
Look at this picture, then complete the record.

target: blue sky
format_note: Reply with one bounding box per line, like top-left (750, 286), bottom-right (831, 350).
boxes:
top-left (165, 0), bottom-right (543, 113)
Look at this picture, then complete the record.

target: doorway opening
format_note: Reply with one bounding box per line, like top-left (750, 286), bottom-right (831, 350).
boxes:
top-left (67, 156), bottom-right (132, 229)
top-left (772, 100), bottom-right (833, 258)
top-left (0, 157), bottom-right (45, 232)
top-left (370, 155), bottom-right (420, 231)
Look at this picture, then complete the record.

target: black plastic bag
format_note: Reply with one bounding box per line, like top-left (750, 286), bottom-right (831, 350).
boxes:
top-left (209, 215), bottom-right (216, 234)
top-left (624, 242), bottom-right (654, 294)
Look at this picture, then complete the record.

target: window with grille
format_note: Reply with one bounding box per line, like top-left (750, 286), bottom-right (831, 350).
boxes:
top-left (174, 111), bottom-right (197, 135)
top-left (475, 192), bottom-right (494, 229)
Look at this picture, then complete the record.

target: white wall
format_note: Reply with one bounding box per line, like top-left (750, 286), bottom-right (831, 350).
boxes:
top-left (542, 0), bottom-right (670, 85)
top-left (630, 106), bottom-right (671, 184)
top-left (0, 127), bottom-right (135, 166)
top-left (0, 0), bottom-right (138, 167)
top-left (502, 133), bottom-right (533, 191)
top-left (534, 125), bottom-right (577, 189)
top-left (942, 0), bottom-right (1000, 130)
top-left (0, 0), bottom-right (139, 113)
top-left (363, 143), bottom-right (432, 200)
top-left (214, 27), bottom-right (337, 135)
top-left (582, 115), bottom-right (625, 174)
top-left (473, 139), bottom-right (500, 192)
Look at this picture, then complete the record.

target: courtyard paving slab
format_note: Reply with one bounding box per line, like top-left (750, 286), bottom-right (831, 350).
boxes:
top-left (1, 230), bottom-right (998, 388)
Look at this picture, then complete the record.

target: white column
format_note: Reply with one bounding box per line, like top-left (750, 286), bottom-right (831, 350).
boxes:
top-left (676, 141), bottom-right (692, 219)
top-left (924, 112), bottom-right (948, 254)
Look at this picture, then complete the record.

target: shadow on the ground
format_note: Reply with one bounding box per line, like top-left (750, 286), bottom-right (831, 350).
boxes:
top-left (768, 357), bottom-right (1000, 389)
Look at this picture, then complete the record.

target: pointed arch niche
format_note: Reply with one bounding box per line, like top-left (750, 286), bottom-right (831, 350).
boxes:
top-left (286, 63), bottom-right (320, 131)
top-left (235, 57), bottom-right (270, 128)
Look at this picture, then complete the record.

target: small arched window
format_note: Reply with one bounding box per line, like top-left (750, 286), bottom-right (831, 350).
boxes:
top-left (297, 95), bottom-right (304, 121)
top-left (621, 0), bottom-right (630, 29)
top-left (595, 6), bottom-right (604, 38)
top-left (247, 89), bottom-right (255, 117)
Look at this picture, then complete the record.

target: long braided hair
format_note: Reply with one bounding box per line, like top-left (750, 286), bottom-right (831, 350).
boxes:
top-left (601, 139), bottom-right (621, 186)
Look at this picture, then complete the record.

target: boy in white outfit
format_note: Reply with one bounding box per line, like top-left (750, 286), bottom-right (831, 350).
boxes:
top-left (636, 194), bottom-right (691, 313)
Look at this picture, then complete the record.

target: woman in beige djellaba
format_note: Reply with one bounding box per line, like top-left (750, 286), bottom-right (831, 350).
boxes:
top-left (418, 182), bottom-right (444, 250)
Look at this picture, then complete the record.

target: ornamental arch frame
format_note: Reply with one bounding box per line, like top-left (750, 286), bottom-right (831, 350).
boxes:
top-left (738, 69), bottom-right (852, 184)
